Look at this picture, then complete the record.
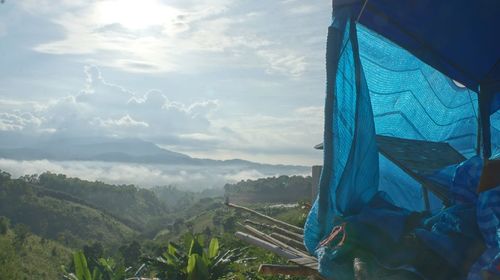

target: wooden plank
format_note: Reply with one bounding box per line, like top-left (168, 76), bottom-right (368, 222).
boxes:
top-left (258, 264), bottom-right (317, 276)
top-left (234, 232), bottom-right (299, 259)
top-left (226, 202), bottom-right (304, 234)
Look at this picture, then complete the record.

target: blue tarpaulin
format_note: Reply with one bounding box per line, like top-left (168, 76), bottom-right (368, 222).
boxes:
top-left (304, 1), bottom-right (500, 279)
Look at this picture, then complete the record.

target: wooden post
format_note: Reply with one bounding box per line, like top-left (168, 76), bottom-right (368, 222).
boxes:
top-left (312, 165), bottom-right (322, 202)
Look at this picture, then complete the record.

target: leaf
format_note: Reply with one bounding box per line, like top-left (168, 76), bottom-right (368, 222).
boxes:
top-left (188, 236), bottom-right (203, 257)
top-left (91, 267), bottom-right (102, 280)
top-left (97, 258), bottom-right (113, 273)
top-left (168, 243), bottom-right (177, 256)
top-left (208, 238), bottom-right (219, 259)
top-left (186, 254), bottom-right (197, 274)
top-left (111, 266), bottom-right (126, 280)
top-left (187, 254), bottom-right (209, 280)
top-left (73, 251), bottom-right (92, 280)
top-left (162, 251), bottom-right (177, 265)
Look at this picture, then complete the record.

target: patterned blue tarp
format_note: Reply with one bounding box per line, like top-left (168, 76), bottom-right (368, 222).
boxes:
top-left (304, 3), bottom-right (500, 279)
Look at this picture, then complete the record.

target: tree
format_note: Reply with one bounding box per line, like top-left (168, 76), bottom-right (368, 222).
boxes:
top-left (0, 170), bottom-right (11, 183)
top-left (0, 216), bottom-right (10, 235)
top-left (0, 236), bottom-right (22, 279)
top-left (119, 241), bottom-right (141, 267)
top-left (13, 223), bottom-right (30, 246)
top-left (83, 242), bottom-right (104, 272)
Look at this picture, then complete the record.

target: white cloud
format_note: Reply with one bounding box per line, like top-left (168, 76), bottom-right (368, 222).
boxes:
top-left (0, 63), bottom-right (324, 165)
top-left (223, 169), bottom-right (266, 182)
top-left (288, 5), bottom-right (319, 15)
top-left (2, 0), bottom-right (331, 165)
top-left (257, 49), bottom-right (307, 77)
top-left (21, 0), bottom-right (320, 78)
top-left (96, 115), bottom-right (149, 128)
top-left (0, 66), bottom-right (218, 140)
top-left (167, 106), bottom-right (324, 165)
top-left (0, 112), bottom-right (43, 131)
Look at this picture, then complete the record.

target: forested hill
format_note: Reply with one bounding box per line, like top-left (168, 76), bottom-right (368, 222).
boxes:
top-left (35, 172), bottom-right (168, 229)
top-left (224, 175), bottom-right (312, 203)
top-left (0, 171), bottom-right (171, 247)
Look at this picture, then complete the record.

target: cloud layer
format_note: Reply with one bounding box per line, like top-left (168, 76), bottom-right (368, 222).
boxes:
top-left (0, 158), bottom-right (309, 190)
top-left (22, 0), bottom-right (325, 77)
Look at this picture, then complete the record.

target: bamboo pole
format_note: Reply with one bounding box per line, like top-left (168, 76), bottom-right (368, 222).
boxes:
top-left (272, 225), bottom-right (304, 242)
top-left (239, 223), bottom-right (310, 258)
top-left (244, 219), bottom-right (304, 242)
top-left (226, 202), bottom-right (304, 234)
top-left (234, 231), bottom-right (298, 259)
top-left (270, 232), bottom-right (307, 251)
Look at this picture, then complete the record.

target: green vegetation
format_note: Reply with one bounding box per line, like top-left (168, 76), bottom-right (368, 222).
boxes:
top-left (37, 172), bottom-right (169, 230)
top-left (224, 175), bottom-right (311, 204)
top-left (0, 169), bottom-right (311, 279)
top-left (62, 250), bottom-right (127, 280)
top-left (0, 174), bottom-right (136, 247)
top-left (0, 218), bottom-right (72, 279)
top-left (144, 235), bottom-right (248, 279)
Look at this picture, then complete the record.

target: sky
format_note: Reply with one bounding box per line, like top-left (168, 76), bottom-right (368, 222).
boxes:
top-left (0, 0), bottom-right (330, 166)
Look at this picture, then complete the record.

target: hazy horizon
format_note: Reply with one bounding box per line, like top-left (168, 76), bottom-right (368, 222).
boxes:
top-left (0, 158), bottom-right (311, 190)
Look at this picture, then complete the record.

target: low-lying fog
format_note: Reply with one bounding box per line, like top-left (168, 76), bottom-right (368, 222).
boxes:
top-left (0, 158), bottom-right (310, 190)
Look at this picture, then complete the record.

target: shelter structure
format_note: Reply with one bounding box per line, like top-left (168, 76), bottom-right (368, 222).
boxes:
top-left (232, 0), bottom-right (500, 279)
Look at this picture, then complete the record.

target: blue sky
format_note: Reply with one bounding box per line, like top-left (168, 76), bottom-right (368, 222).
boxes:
top-left (0, 0), bottom-right (329, 165)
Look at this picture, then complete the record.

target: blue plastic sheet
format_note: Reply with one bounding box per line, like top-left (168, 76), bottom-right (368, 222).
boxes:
top-left (305, 2), bottom-right (500, 279)
top-left (304, 6), bottom-right (379, 255)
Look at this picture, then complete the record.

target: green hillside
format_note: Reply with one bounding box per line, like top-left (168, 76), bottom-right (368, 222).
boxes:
top-left (0, 172), bottom-right (137, 247)
top-left (0, 221), bottom-right (72, 280)
top-left (0, 170), bottom-right (313, 279)
top-left (224, 175), bottom-right (312, 204)
top-left (37, 172), bottom-right (169, 229)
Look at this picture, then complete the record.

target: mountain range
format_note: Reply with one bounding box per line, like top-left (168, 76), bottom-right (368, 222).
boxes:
top-left (0, 134), bottom-right (310, 173)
